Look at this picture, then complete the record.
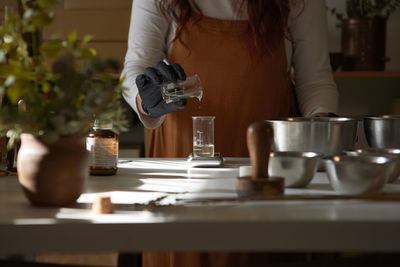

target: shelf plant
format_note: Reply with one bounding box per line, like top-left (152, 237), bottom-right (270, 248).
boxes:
top-left (331, 0), bottom-right (400, 21)
top-left (0, 0), bottom-right (128, 206)
top-left (329, 0), bottom-right (400, 71)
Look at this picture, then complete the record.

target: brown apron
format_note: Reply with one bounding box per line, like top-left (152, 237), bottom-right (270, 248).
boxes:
top-left (146, 15), bottom-right (297, 158)
top-left (143, 15), bottom-right (298, 267)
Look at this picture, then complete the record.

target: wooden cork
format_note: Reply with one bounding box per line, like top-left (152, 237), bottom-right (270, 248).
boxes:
top-left (92, 196), bottom-right (114, 214)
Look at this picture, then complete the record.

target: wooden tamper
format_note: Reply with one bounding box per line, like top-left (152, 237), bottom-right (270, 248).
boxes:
top-left (236, 122), bottom-right (284, 197)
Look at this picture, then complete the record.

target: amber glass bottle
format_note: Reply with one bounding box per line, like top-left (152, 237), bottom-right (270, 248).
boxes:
top-left (86, 121), bottom-right (118, 175)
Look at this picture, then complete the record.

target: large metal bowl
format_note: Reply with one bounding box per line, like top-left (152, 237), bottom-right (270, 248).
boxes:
top-left (269, 151), bottom-right (320, 188)
top-left (344, 148), bottom-right (400, 183)
top-left (324, 154), bottom-right (395, 195)
top-left (364, 115), bottom-right (400, 149)
top-left (266, 117), bottom-right (359, 156)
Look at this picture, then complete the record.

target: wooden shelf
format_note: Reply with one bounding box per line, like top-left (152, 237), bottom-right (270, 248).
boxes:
top-left (333, 71), bottom-right (400, 78)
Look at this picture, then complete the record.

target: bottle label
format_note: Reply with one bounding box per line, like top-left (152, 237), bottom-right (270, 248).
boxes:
top-left (86, 137), bottom-right (118, 167)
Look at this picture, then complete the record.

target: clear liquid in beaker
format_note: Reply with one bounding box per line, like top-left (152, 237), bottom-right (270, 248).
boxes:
top-left (192, 116), bottom-right (215, 158)
top-left (193, 144), bottom-right (215, 158)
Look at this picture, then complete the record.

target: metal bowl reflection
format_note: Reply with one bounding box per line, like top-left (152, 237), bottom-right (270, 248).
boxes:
top-left (269, 151), bottom-right (320, 188)
top-left (344, 148), bottom-right (400, 183)
top-left (364, 115), bottom-right (400, 149)
top-left (324, 154), bottom-right (395, 195)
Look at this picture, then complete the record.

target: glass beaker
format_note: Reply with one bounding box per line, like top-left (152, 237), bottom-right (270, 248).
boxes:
top-left (161, 74), bottom-right (203, 104)
top-left (192, 116), bottom-right (215, 158)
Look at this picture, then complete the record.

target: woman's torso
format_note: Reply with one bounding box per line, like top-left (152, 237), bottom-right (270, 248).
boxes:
top-left (146, 15), bottom-right (298, 158)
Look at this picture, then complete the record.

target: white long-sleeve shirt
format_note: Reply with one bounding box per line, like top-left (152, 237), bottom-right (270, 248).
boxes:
top-left (121, 0), bottom-right (339, 129)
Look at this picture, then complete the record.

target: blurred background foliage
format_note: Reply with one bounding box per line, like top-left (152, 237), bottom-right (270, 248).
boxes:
top-left (0, 0), bottom-right (128, 148)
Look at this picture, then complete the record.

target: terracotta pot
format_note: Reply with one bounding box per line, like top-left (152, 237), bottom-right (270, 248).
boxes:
top-left (341, 17), bottom-right (387, 71)
top-left (17, 133), bottom-right (89, 206)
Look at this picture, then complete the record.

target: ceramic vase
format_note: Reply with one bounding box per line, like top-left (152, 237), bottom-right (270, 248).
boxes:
top-left (17, 133), bottom-right (88, 206)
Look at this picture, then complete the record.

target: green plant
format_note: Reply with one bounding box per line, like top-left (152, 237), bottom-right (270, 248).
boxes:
top-left (330, 0), bottom-right (400, 21)
top-left (0, 0), bottom-right (128, 148)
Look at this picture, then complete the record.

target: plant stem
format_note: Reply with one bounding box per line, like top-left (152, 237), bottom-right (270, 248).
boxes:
top-left (31, 31), bottom-right (39, 57)
top-left (360, 0), bottom-right (364, 17)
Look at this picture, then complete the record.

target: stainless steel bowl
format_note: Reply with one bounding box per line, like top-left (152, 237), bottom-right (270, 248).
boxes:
top-left (266, 117), bottom-right (359, 156)
top-left (324, 154), bottom-right (395, 195)
top-left (268, 151), bottom-right (320, 188)
top-left (364, 115), bottom-right (400, 149)
top-left (344, 148), bottom-right (400, 183)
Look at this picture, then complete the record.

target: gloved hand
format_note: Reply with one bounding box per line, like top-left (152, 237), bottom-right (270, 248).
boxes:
top-left (136, 61), bottom-right (186, 118)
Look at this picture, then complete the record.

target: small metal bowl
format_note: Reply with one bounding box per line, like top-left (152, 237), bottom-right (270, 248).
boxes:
top-left (364, 115), bottom-right (400, 149)
top-left (344, 148), bottom-right (400, 183)
top-left (269, 152), bottom-right (320, 188)
top-left (324, 154), bottom-right (396, 195)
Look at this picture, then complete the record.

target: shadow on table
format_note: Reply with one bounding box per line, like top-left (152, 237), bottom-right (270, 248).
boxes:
top-left (306, 183), bottom-right (333, 191)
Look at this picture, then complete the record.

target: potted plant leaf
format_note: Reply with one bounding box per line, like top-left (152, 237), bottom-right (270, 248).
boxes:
top-left (330, 0), bottom-right (400, 71)
top-left (0, 0), bottom-right (128, 206)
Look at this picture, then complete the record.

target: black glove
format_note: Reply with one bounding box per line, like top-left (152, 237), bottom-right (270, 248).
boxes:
top-left (136, 61), bottom-right (186, 118)
top-left (325, 112), bottom-right (339, 117)
top-left (314, 112), bottom-right (340, 118)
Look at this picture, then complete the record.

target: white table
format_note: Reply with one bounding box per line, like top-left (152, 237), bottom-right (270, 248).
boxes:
top-left (1, 158), bottom-right (400, 254)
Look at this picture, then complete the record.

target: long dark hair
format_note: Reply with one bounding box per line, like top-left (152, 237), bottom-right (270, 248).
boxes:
top-left (158, 0), bottom-right (298, 54)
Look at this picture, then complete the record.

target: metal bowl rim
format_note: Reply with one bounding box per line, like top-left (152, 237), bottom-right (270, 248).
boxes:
top-left (364, 115), bottom-right (400, 120)
top-left (353, 148), bottom-right (400, 155)
top-left (266, 117), bottom-right (360, 123)
top-left (343, 151), bottom-right (400, 161)
top-left (270, 151), bottom-right (321, 158)
top-left (325, 154), bottom-right (396, 165)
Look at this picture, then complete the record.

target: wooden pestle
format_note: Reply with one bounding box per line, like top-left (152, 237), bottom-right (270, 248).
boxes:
top-left (236, 122), bottom-right (284, 197)
top-left (247, 121), bottom-right (273, 180)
